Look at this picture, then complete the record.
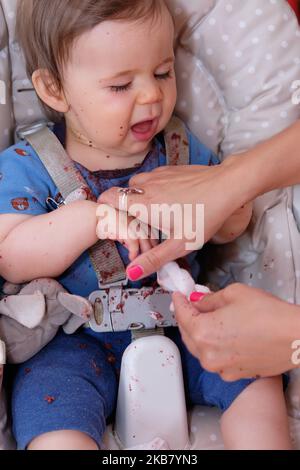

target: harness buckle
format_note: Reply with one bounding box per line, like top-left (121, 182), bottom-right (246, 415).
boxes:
top-left (17, 121), bottom-right (52, 140)
top-left (98, 277), bottom-right (128, 289)
top-left (88, 286), bottom-right (175, 333)
top-left (45, 195), bottom-right (65, 211)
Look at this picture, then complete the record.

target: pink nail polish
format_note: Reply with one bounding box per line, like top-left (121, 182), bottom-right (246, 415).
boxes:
top-left (189, 292), bottom-right (206, 302)
top-left (127, 265), bottom-right (144, 281)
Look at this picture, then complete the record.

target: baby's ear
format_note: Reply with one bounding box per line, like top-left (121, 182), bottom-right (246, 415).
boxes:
top-left (32, 69), bottom-right (69, 113)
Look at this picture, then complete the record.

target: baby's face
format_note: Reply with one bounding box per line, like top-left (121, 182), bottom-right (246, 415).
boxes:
top-left (63, 4), bottom-right (177, 160)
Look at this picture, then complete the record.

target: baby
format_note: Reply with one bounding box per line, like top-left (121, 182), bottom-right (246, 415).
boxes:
top-left (0, 0), bottom-right (291, 450)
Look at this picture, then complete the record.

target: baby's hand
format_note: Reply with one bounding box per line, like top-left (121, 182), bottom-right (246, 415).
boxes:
top-left (96, 204), bottom-right (158, 261)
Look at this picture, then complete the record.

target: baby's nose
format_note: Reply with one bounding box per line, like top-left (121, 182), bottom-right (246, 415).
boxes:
top-left (137, 81), bottom-right (163, 105)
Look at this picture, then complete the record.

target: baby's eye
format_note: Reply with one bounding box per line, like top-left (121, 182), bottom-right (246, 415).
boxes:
top-left (110, 83), bottom-right (132, 93)
top-left (155, 71), bottom-right (173, 80)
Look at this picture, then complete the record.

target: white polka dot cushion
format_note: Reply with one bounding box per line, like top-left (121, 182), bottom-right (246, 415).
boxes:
top-left (167, 0), bottom-right (300, 155)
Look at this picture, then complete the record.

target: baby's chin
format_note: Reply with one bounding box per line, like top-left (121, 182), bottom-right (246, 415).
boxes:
top-left (127, 138), bottom-right (153, 154)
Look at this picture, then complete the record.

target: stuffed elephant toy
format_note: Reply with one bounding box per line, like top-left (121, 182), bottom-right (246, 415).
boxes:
top-left (0, 278), bottom-right (93, 364)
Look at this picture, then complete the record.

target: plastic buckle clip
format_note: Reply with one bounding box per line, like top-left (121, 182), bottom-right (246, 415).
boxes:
top-left (98, 277), bottom-right (128, 290)
top-left (17, 121), bottom-right (52, 140)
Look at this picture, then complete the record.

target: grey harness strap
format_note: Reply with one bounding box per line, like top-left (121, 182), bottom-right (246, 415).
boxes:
top-left (164, 116), bottom-right (189, 166)
top-left (25, 126), bottom-right (88, 200)
top-left (24, 125), bottom-right (127, 288)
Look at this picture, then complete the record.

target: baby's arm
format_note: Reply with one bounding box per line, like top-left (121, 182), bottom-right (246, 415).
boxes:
top-left (211, 201), bottom-right (253, 244)
top-left (0, 200), bottom-right (99, 283)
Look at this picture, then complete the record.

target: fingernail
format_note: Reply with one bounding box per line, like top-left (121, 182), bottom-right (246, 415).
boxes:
top-left (189, 292), bottom-right (206, 302)
top-left (127, 265), bottom-right (144, 281)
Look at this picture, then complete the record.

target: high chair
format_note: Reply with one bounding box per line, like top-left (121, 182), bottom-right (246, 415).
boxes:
top-left (0, 0), bottom-right (300, 450)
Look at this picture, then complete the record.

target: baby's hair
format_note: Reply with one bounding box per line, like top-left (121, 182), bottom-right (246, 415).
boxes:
top-left (16, 0), bottom-right (165, 122)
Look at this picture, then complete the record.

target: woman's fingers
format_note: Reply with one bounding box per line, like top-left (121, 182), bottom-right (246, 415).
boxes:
top-left (172, 292), bottom-right (204, 354)
top-left (178, 328), bottom-right (200, 360)
top-left (125, 239), bottom-right (140, 262)
top-left (138, 238), bottom-right (153, 254)
top-left (189, 290), bottom-right (228, 313)
top-left (150, 235), bottom-right (159, 248)
top-left (98, 187), bottom-right (150, 223)
top-left (126, 238), bottom-right (188, 280)
top-left (172, 292), bottom-right (201, 328)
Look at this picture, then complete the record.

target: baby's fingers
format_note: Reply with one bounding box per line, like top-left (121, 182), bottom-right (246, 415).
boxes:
top-left (150, 236), bottom-right (159, 248)
top-left (125, 239), bottom-right (140, 262)
top-left (138, 238), bottom-right (153, 254)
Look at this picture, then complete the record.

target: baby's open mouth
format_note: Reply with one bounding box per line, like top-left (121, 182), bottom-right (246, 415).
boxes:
top-left (131, 120), bottom-right (154, 133)
top-left (131, 118), bottom-right (159, 142)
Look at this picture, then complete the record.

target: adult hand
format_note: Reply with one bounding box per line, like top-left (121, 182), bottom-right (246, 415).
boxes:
top-left (99, 121), bottom-right (300, 280)
top-left (99, 156), bottom-right (248, 280)
top-left (173, 283), bottom-right (300, 381)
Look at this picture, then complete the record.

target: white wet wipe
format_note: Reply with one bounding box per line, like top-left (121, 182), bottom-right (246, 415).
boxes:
top-left (157, 262), bottom-right (210, 311)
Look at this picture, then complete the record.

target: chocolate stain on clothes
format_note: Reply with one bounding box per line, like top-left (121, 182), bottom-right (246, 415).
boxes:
top-left (91, 359), bottom-right (102, 376)
top-left (44, 395), bottom-right (56, 404)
